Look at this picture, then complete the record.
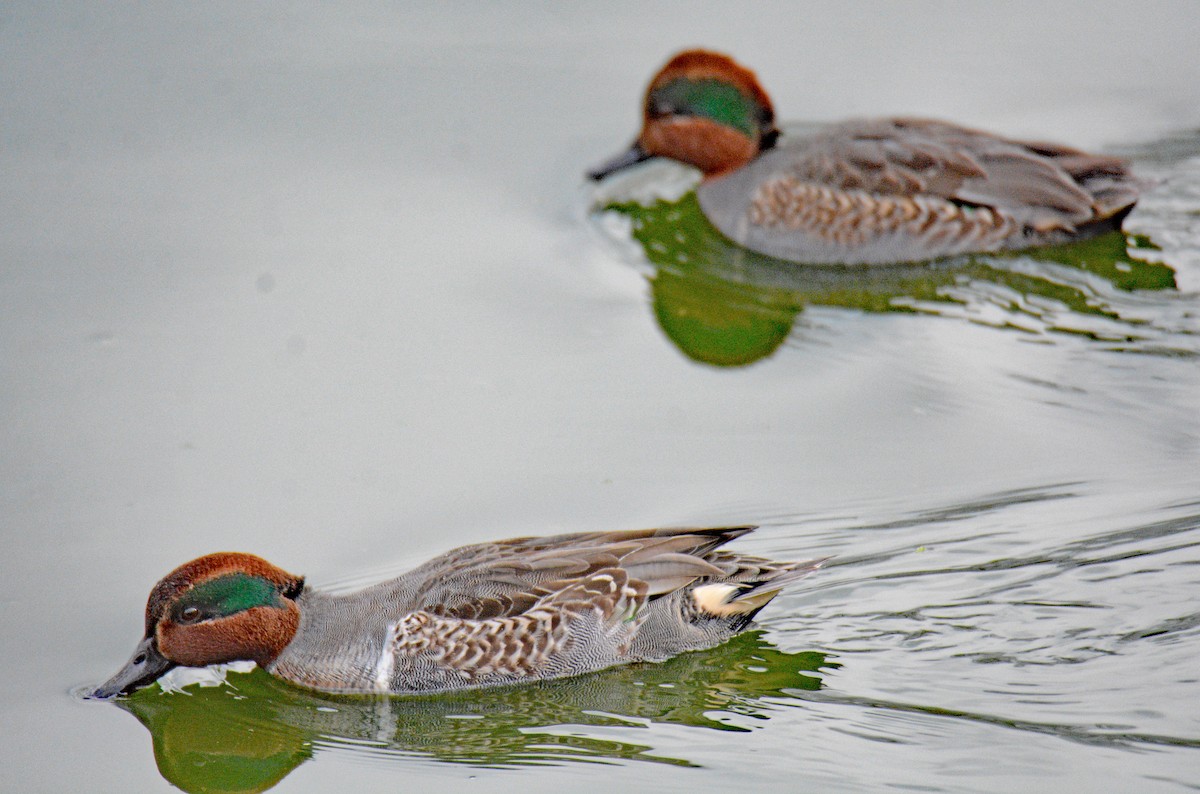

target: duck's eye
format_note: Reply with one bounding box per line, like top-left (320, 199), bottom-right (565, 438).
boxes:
top-left (649, 98), bottom-right (676, 118)
top-left (180, 606), bottom-right (201, 623)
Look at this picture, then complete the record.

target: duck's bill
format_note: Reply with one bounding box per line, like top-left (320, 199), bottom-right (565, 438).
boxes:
top-left (587, 142), bottom-right (652, 181)
top-left (89, 636), bottom-right (175, 699)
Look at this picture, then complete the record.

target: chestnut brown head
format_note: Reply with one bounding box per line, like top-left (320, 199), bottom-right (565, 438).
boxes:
top-left (90, 552), bottom-right (304, 698)
top-left (589, 49), bottom-right (779, 180)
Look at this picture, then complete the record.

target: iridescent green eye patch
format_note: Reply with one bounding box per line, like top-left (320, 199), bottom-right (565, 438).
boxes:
top-left (172, 574), bottom-right (282, 622)
top-left (648, 78), bottom-right (763, 138)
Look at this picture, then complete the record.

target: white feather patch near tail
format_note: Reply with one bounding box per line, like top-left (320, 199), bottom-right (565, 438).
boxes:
top-left (692, 583), bottom-right (782, 616)
top-left (692, 558), bottom-right (827, 617)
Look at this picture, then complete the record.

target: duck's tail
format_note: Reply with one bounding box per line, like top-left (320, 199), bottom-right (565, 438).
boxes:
top-left (691, 557), bottom-right (827, 629)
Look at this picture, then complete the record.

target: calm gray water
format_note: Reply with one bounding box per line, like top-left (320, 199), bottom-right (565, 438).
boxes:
top-left (3, 4), bottom-right (1199, 792)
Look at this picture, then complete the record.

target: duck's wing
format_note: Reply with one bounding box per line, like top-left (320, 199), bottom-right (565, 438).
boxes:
top-left (385, 549), bottom-right (827, 691)
top-left (407, 526), bottom-right (756, 620)
top-left (372, 529), bottom-right (828, 691)
top-left (698, 117), bottom-right (1138, 264)
top-left (383, 566), bottom-right (651, 690)
top-left (784, 117), bottom-right (1137, 230)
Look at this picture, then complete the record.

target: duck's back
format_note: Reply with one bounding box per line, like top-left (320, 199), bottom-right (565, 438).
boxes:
top-left (697, 118), bottom-right (1138, 265)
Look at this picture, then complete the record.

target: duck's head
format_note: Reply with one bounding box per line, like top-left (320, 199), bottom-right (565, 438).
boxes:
top-left (589, 49), bottom-right (779, 181)
top-left (90, 552), bottom-right (304, 699)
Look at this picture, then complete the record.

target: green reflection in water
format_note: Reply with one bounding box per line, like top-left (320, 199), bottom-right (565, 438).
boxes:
top-left (114, 632), bottom-right (832, 793)
top-left (605, 194), bottom-right (1176, 367)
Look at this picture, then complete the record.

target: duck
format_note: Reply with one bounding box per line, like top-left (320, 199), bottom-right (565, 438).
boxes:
top-left (90, 526), bottom-right (823, 698)
top-left (589, 49), bottom-right (1139, 265)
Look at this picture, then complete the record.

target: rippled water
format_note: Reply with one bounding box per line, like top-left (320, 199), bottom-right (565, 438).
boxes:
top-left (3, 4), bottom-right (1199, 793)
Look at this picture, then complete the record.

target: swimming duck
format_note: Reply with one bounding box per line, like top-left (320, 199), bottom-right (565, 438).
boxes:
top-left (589, 49), bottom-right (1139, 265)
top-left (91, 526), bottom-right (822, 697)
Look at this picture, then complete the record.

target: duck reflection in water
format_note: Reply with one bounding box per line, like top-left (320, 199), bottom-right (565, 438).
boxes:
top-left (114, 632), bottom-right (832, 793)
top-left (595, 190), bottom-right (1175, 367)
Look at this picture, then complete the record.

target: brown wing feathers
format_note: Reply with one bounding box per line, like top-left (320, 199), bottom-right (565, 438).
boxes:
top-left (788, 118), bottom-right (1135, 234)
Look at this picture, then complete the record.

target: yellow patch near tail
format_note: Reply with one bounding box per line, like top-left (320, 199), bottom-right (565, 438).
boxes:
top-left (692, 583), bottom-right (782, 616)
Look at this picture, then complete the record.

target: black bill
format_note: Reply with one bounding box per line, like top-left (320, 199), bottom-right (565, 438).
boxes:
top-left (587, 142), bottom-right (651, 181)
top-left (89, 636), bottom-right (175, 699)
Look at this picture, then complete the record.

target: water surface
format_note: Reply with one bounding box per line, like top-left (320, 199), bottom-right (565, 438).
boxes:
top-left (2, 4), bottom-right (1199, 792)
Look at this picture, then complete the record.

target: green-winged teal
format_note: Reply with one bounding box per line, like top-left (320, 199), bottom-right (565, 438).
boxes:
top-left (590, 49), bottom-right (1139, 264)
top-left (91, 526), bottom-right (823, 697)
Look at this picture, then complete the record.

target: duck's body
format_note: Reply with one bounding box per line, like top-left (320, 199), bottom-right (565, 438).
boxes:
top-left (696, 117), bottom-right (1137, 264)
top-left (590, 50), bottom-right (1139, 265)
top-left (92, 527), bottom-right (822, 698)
